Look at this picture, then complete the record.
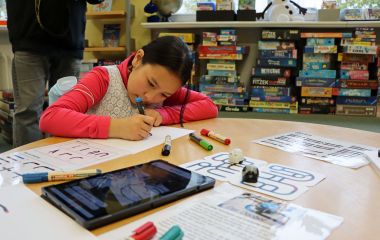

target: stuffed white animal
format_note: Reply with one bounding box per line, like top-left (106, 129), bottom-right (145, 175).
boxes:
top-left (258, 0), bottom-right (307, 22)
top-left (229, 148), bottom-right (244, 164)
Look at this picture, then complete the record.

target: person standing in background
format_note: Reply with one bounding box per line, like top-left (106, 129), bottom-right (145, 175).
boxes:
top-left (6, 0), bottom-right (103, 147)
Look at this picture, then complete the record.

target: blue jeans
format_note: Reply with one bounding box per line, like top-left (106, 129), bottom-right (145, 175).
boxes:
top-left (12, 51), bottom-right (81, 147)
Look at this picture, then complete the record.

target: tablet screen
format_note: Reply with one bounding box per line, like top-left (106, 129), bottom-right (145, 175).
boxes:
top-left (42, 160), bottom-right (214, 224)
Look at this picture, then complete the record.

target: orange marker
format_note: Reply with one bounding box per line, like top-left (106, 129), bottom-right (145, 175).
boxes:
top-left (200, 129), bottom-right (231, 145)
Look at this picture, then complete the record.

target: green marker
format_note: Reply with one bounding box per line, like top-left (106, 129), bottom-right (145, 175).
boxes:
top-left (159, 225), bottom-right (184, 240)
top-left (189, 133), bottom-right (213, 151)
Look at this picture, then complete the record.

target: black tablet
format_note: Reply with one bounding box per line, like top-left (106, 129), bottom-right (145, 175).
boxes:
top-left (41, 160), bottom-right (215, 230)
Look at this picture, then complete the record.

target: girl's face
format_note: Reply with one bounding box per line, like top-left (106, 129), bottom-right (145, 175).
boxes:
top-left (127, 49), bottom-right (182, 105)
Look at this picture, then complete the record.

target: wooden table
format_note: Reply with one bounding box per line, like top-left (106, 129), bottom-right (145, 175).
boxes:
top-left (11, 118), bottom-right (380, 240)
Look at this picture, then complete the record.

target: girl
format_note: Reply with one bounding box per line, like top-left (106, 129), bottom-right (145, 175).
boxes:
top-left (39, 36), bottom-right (218, 140)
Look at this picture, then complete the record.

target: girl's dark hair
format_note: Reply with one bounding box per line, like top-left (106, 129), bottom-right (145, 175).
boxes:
top-left (142, 36), bottom-right (193, 127)
top-left (141, 36), bottom-right (193, 85)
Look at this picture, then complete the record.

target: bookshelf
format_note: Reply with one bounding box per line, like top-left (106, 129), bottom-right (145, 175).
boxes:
top-left (85, 1), bottom-right (135, 58)
top-left (142, 21), bottom-right (380, 116)
top-left (142, 21), bottom-right (380, 29)
top-left (86, 10), bottom-right (125, 19)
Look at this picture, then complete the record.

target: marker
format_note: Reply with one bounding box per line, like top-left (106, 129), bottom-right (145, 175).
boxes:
top-left (22, 169), bottom-right (102, 183)
top-left (128, 221), bottom-right (157, 240)
top-left (200, 128), bottom-right (231, 145)
top-left (161, 135), bottom-right (172, 156)
top-left (0, 203), bottom-right (8, 213)
top-left (189, 133), bottom-right (213, 151)
top-left (159, 225), bottom-right (184, 240)
top-left (135, 97), bottom-right (145, 115)
top-left (378, 150), bottom-right (380, 158)
top-left (135, 97), bottom-right (152, 136)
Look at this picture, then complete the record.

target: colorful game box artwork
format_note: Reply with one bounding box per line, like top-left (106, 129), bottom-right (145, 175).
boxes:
top-left (238, 0), bottom-right (255, 10)
top-left (103, 24), bottom-right (120, 47)
top-left (93, 0), bottom-right (113, 12)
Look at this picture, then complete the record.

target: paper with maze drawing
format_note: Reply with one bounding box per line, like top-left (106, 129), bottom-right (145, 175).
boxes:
top-left (0, 139), bottom-right (125, 187)
top-left (254, 131), bottom-right (375, 169)
top-left (181, 152), bottom-right (325, 200)
top-left (181, 152), bottom-right (267, 181)
top-left (230, 164), bottom-right (325, 200)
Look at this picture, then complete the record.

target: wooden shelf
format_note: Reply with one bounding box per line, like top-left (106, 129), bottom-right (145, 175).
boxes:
top-left (84, 47), bottom-right (126, 52)
top-left (86, 10), bottom-right (125, 19)
top-left (142, 21), bottom-right (380, 29)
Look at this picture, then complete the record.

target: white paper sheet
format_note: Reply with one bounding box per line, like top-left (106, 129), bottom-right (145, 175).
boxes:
top-left (0, 126), bottom-right (193, 187)
top-left (87, 126), bottom-right (193, 154)
top-left (99, 183), bottom-right (343, 240)
top-left (181, 152), bottom-right (325, 200)
top-left (0, 185), bottom-right (97, 240)
top-left (254, 131), bottom-right (376, 169)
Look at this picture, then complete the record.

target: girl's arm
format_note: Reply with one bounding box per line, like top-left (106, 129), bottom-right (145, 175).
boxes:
top-left (39, 67), bottom-right (112, 138)
top-left (156, 87), bottom-right (218, 125)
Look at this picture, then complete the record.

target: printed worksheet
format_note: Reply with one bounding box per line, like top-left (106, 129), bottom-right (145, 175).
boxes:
top-left (181, 152), bottom-right (325, 200)
top-left (0, 126), bottom-right (193, 187)
top-left (99, 183), bottom-right (343, 240)
top-left (254, 131), bottom-right (376, 168)
top-left (0, 185), bottom-right (98, 240)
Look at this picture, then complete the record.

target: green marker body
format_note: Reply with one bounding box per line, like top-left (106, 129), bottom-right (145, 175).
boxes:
top-left (189, 133), bottom-right (213, 151)
top-left (200, 140), bottom-right (213, 151)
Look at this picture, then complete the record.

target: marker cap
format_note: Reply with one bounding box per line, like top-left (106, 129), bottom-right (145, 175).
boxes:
top-left (130, 221), bottom-right (157, 240)
top-left (22, 172), bottom-right (48, 183)
top-left (161, 135), bottom-right (172, 156)
top-left (200, 140), bottom-right (213, 151)
top-left (161, 145), bottom-right (171, 156)
top-left (200, 129), bottom-right (210, 136)
top-left (159, 225), bottom-right (184, 240)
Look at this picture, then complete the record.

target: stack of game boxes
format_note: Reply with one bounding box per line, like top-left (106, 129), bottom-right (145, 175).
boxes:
top-left (198, 30), bottom-right (249, 112)
top-left (216, 0), bottom-right (233, 11)
top-left (196, 0), bottom-right (234, 11)
top-left (80, 59), bottom-right (123, 80)
top-left (335, 28), bottom-right (378, 117)
top-left (297, 32), bottom-right (346, 114)
top-left (249, 29), bottom-right (299, 114)
top-left (80, 59), bottom-right (97, 79)
top-left (158, 32), bottom-right (197, 90)
top-left (196, 0), bottom-right (235, 22)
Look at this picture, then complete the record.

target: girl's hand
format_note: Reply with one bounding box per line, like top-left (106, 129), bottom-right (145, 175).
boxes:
top-left (109, 115), bottom-right (154, 140)
top-left (144, 109), bottom-right (163, 127)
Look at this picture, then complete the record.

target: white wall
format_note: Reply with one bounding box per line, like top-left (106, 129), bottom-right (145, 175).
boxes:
top-left (0, 28), bottom-right (12, 90)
